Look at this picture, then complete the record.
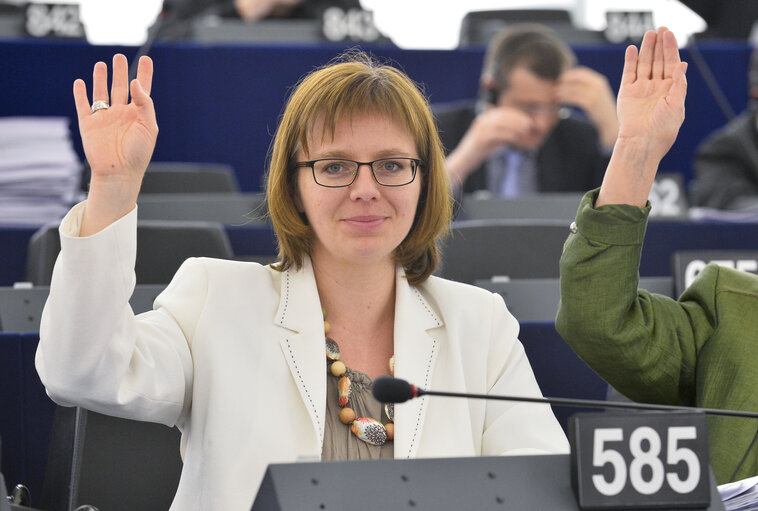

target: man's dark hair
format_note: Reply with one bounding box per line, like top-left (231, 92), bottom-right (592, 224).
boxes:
top-left (482, 23), bottom-right (577, 98)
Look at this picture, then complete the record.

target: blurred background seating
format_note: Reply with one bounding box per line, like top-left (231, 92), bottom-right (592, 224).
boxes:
top-left (136, 193), bottom-right (266, 224)
top-left (39, 406), bottom-right (182, 511)
top-left (459, 192), bottom-right (584, 222)
top-left (25, 220), bottom-right (234, 285)
top-left (140, 161), bottom-right (240, 194)
top-left (0, 285), bottom-right (164, 332)
top-left (459, 173), bottom-right (689, 222)
top-left (474, 276), bottom-right (674, 322)
top-left (436, 220), bottom-right (569, 284)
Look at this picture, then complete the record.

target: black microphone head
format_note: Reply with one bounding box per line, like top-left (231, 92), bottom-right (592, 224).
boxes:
top-left (372, 376), bottom-right (415, 403)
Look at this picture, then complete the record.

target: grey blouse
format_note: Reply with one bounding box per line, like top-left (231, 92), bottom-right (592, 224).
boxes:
top-left (322, 367), bottom-right (394, 460)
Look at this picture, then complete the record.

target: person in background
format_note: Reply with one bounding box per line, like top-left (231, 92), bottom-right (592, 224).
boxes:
top-left (157, 0), bottom-right (380, 43)
top-left (434, 23), bottom-right (619, 197)
top-left (558, 27), bottom-right (758, 484)
top-left (233, 0), bottom-right (301, 20)
top-left (162, 0), bottom-right (361, 23)
top-left (35, 50), bottom-right (568, 510)
top-left (690, 48), bottom-right (758, 210)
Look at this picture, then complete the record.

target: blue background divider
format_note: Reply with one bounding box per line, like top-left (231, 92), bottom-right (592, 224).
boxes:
top-left (1, 39), bottom-right (752, 192)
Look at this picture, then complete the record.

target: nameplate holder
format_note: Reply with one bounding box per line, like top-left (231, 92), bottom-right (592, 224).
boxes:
top-left (569, 411), bottom-right (710, 509)
top-left (24, 3), bottom-right (84, 38)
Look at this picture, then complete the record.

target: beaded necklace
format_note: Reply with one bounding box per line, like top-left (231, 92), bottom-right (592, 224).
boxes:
top-left (323, 311), bottom-right (394, 446)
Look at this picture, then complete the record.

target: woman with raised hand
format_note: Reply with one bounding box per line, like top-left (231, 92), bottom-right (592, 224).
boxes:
top-left (558, 28), bottom-right (758, 484)
top-left (37, 50), bottom-right (568, 510)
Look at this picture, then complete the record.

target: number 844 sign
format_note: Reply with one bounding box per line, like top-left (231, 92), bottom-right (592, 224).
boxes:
top-left (569, 412), bottom-right (711, 509)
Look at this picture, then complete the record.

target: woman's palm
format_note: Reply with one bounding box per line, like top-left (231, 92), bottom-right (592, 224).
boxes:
top-left (73, 54), bottom-right (158, 186)
top-left (618, 78), bottom-right (683, 146)
top-left (80, 102), bottom-right (156, 181)
top-left (615, 30), bottom-right (687, 161)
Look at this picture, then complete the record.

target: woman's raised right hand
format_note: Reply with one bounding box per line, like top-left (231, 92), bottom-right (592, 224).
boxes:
top-left (74, 54), bottom-right (158, 236)
top-left (595, 27), bottom-right (687, 208)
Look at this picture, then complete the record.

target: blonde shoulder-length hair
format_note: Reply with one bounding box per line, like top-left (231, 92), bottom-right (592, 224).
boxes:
top-left (265, 50), bottom-right (452, 285)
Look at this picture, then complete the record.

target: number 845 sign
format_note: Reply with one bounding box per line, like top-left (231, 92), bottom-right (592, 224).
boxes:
top-left (569, 412), bottom-right (711, 509)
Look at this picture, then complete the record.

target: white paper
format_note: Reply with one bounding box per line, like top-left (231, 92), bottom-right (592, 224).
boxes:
top-left (720, 475), bottom-right (758, 511)
top-left (0, 117), bottom-right (82, 225)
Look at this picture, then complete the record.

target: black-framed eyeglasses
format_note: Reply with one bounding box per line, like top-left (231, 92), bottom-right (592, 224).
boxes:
top-left (295, 157), bottom-right (421, 188)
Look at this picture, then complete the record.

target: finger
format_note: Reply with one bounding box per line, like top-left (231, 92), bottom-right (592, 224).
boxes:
top-left (110, 54), bottom-right (129, 105)
top-left (496, 108), bottom-right (531, 127)
top-left (73, 79), bottom-right (91, 121)
top-left (652, 27), bottom-right (666, 79)
top-left (558, 68), bottom-right (578, 83)
top-left (556, 81), bottom-right (585, 99)
top-left (555, 89), bottom-right (575, 106)
top-left (636, 30), bottom-right (657, 80)
top-left (498, 126), bottom-right (528, 146)
top-left (130, 79), bottom-right (157, 123)
top-left (557, 76), bottom-right (581, 90)
top-left (669, 61), bottom-right (688, 107)
top-left (560, 67), bottom-right (594, 85)
top-left (92, 61), bottom-right (109, 103)
top-left (662, 29), bottom-right (681, 80)
top-left (135, 56), bottom-right (154, 96)
top-left (620, 44), bottom-right (638, 85)
top-left (499, 118), bottom-right (530, 135)
top-left (490, 110), bottom-right (526, 132)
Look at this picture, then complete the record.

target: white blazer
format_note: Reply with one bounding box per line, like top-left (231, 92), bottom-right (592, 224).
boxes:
top-left (36, 202), bottom-right (568, 511)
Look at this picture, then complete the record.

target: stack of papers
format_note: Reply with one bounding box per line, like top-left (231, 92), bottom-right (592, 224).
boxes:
top-left (720, 475), bottom-right (758, 510)
top-left (0, 117), bottom-right (82, 225)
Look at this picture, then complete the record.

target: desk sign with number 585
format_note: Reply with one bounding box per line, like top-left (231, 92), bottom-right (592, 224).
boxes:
top-left (569, 412), bottom-right (710, 509)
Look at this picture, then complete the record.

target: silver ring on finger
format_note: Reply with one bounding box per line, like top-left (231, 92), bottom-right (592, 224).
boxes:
top-left (91, 100), bottom-right (110, 114)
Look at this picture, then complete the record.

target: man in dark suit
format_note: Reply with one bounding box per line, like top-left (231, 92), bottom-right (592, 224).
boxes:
top-left (690, 48), bottom-right (758, 210)
top-left (434, 24), bottom-right (618, 196)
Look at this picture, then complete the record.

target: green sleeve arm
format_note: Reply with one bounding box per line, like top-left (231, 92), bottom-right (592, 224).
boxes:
top-left (556, 189), bottom-right (718, 406)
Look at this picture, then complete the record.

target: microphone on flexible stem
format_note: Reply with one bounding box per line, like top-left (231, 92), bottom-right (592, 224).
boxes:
top-left (372, 376), bottom-right (758, 420)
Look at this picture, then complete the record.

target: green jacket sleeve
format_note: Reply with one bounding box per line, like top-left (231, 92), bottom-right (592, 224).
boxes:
top-left (555, 189), bottom-right (718, 407)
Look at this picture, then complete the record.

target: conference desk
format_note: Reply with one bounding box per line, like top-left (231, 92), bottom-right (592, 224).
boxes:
top-left (0, 322), bottom-right (606, 503)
